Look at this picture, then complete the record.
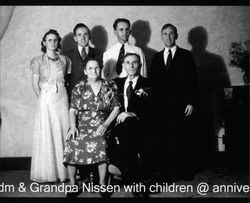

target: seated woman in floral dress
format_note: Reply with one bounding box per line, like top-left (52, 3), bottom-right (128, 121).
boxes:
top-left (63, 57), bottom-right (120, 197)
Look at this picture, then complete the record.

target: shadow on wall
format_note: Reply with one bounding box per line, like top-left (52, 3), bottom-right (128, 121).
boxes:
top-left (59, 25), bottom-right (108, 54)
top-left (131, 20), bottom-right (157, 77)
top-left (60, 32), bottom-right (76, 54)
top-left (0, 6), bottom-right (15, 41)
top-left (188, 26), bottom-right (231, 169)
top-left (91, 25), bottom-right (108, 52)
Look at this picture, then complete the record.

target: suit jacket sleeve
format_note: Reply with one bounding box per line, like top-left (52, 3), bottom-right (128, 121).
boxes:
top-left (138, 48), bottom-right (147, 78)
top-left (149, 53), bottom-right (160, 98)
top-left (186, 52), bottom-right (198, 106)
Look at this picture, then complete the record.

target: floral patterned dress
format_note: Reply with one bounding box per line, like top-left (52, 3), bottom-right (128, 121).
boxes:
top-left (63, 79), bottom-right (120, 165)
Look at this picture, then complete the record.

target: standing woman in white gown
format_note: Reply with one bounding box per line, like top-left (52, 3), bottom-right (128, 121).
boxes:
top-left (30, 29), bottom-right (71, 183)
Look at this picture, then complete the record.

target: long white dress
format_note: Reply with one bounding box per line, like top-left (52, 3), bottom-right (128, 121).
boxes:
top-left (30, 54), bottom-right (71, 183)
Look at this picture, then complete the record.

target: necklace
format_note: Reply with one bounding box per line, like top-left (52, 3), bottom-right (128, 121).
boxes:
top-left (47, 54), bottom-right (59, 61)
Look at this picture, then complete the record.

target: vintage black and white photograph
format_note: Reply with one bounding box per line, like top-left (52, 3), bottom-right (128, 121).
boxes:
top-left (0, 3), bottom-right (249, 199)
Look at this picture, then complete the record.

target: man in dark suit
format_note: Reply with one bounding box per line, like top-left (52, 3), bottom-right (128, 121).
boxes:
top-left (150, 24), bottom-right (198, 182)
top-left (63, 23), bottom-right (103, 101)
top-left (108, 53), bottom-right (152, 190)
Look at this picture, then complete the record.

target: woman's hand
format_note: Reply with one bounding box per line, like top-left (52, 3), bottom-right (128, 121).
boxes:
top-left (32, 74), bottom-right (40, 97)
top-left (96, 123), bottom-right (108, 136)
top-left (66, 126), bottom-right (79, 140)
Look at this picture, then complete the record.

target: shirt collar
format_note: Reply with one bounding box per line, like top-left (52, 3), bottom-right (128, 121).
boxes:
top-left (125, 75), bottom-right (139, 86)
top-left (117, 41), bottom-right (129, 48)
top-left (78, 45), bottom-right (89, 54)
top-left (164, 45), bottom-right (177, 55)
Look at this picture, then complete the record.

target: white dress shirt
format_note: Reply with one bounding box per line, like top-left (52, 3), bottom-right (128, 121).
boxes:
top-left (123, 76), bottom-right (139, 112)
top-left (102, 42), bottom-right (147, 80)
top-left (163, 45), bottom-right (177, 66)
top-left (78, 45), bottom-right (89, 56)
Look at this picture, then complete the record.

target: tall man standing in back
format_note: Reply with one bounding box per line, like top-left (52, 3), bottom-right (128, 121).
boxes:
top-left (63, 23), bottom-right (103, 101)
top-left (102, 18), bottom-right (147, 81)
top-left (150, 23), bottom-right (198, 182)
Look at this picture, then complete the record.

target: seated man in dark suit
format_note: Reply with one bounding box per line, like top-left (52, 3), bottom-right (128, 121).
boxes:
top-left (107, 53), bottom-right (152, 190)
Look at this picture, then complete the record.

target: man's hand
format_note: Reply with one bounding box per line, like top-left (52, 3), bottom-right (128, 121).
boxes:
top-left (116, 112), bottom-right (138, 124)
top-left (116, 112), bottom-right (129, 124)
top-left (184, 105), bottom-right (193, 116)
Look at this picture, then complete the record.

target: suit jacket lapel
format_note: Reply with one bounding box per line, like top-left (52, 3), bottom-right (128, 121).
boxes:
top-left (134, 75), bottom-right (142, 91)
top-left (129, 76), bottom-right (143, 110)
top-left (171, 46), bottom-right (180, 65)
top-left (160, 50), bottom-right (165, 69)
top-left (88, 47), bottom-right (94, 57)
top-left (119, 77), bottom-right (127, 91)
top-left (73, 47), bottom-right (82, 61)
top-left (118, 77), bottom-right (127, 111)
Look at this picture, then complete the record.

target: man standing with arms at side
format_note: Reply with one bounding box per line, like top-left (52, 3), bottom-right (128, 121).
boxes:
top-left (63, 23), bottom-right (103, 101)
top-left (102, 18), bottom-right (147, 81)
top-left (150, 23), bottom-right (198, 183)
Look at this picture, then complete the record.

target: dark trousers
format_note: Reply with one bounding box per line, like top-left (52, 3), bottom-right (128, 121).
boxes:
top-left (108, 117), bottom-right (149, 184)
top-left (153, 108), bottom-right (197, 182)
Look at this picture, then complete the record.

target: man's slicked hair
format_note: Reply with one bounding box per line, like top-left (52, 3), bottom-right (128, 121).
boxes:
top-left (113, 18), bottom-right (131, 30)
top-left (73, 23), bottom-right (90, 36)
top-left (161, 23), bottom-right (178, 35)
top-left (122, 52), bottom-right (141, 64)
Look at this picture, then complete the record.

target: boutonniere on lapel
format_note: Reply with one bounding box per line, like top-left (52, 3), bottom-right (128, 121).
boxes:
top-left (135, 87), bottom-right (150, 97)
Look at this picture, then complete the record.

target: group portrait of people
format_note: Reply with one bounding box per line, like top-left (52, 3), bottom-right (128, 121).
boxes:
top-left (30, 17), bottom-right (202, 198)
